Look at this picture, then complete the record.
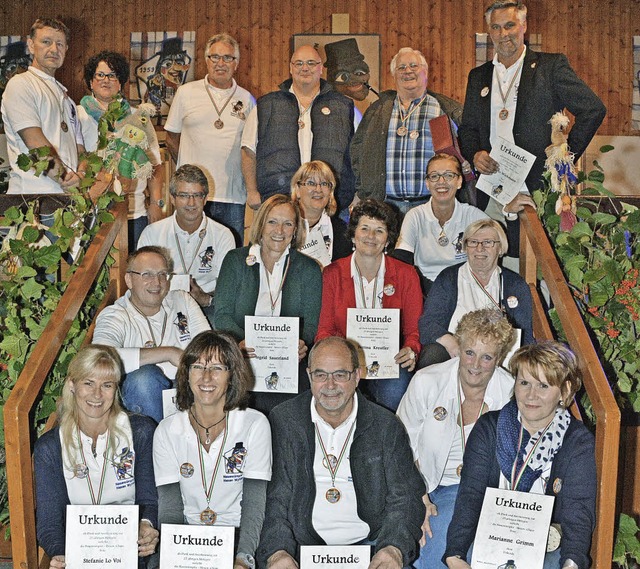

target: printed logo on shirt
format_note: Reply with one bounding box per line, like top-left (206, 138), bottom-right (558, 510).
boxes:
top-left (231, 100), bottom-right (246, 121)
top-left (453, 232), bottom-right (466, 260)
top-left (198, 246), bottom-right (214, 273)
top-left (223, 442), bottom-right (247, 481)
top-left (174, 311), bottom-right (191, 341)
top-left (111, 446), bottom-right (135, 489)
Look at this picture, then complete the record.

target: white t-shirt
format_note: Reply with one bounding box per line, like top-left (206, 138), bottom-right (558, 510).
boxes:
top-left (165, 78), bottom-right (255, 205)
top-left (395, 200), bottom-right (489, 281)
top-left (62, 412), bottom-right (136, 506)
top-left (311, 396), bottom-right (370, 544)
top-left (138, 213), bottom-right (235, 294)
top-left (153, 408), bottom-right (272, 526)
top-left (2, 67), bottom-right (83, 194)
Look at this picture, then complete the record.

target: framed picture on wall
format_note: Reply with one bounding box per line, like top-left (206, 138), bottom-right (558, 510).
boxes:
top-left (292, 34), bottom-right (381, 111)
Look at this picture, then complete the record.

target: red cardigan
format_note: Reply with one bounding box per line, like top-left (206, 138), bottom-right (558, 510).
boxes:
top-left (316, 254), bottom-right (422, 354)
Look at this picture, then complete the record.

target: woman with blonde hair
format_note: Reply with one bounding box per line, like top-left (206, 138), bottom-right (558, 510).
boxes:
top-left (34, 345), bottom-right (158, 567)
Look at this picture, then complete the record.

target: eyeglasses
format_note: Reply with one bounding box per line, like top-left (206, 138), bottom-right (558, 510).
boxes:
top-left (190, 363), bottom-right (230, 376)
top-left (291, 60), bottom-right (321, 69)
top-left (465, 239), bottom-right (499, 249)
top-left (309, 369), bottom-right (355, 383)
top-left (127, 270), bottom-right (172, 282)
top-left (297, 180), bottom-right (333, 189)
top-left (174, 192), bottom-right (206, 201)
top-left (207, 54), bottom-right (237, 63)
top-left (396, 63), bottom-right (423, 73)
top-left (426, 171), bottom-right (460, 183)
top-left (93, 72), bottom-right (119, 82)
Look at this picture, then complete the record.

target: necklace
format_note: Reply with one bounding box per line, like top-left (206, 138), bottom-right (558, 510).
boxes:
top-left (262, 253), bottom-right (291, 315)
top-left (76, 427), bottom-right (110, 504)
top-left (204, 79), bottom-right (238, 129)
top-left (190, 407), bottom-right (226, 445)
top-left (396, 92), bottom-right (429, 137)
top-left (195, 414), bottom-right (228, 525)
top-left (496, 58), bottom-right (524, 120)
top-left (295, 90), bottom-right (319, 129)
top-left (354, 258), bottom-right (381, 309)
top-left (314, 420), bottom-right (356, 503)
top-left (130, 300), bottom-right (167, 348)
top-left (174, 227), bottom-right (207, 274)
top-left (28, 69), bottom-right (70, 133)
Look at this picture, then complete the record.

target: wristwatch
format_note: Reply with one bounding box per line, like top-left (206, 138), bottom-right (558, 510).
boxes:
top-left (235, 553), bottom-right (255, 569)
top-left (151, 198), bottom-right (165, 207)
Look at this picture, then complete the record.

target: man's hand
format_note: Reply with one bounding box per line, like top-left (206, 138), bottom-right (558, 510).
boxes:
top-left (436, 334), bottom-right (460, 359)
top-left (473, 150), bottom-right (499, 175)
top-left (298, 339), bottom-right (308, 362)
top-left (368, 545), bottom-right (403, 569)
top-left (504, 192), bottom-right (537, 214)
top-left (420, 493), bottom-right (438, 546)
top-left (50, 556), bottom-right (66, 568)
top-left (190, 278), bottom-right (212, 307)
top-left (445, 556), bottom-right (471, 569)
top-left (267, 550), bottom-right (299, 569)
top-left (137, 520), bottom-right (159, 557)
top-left (239, 339), bottom-right (256, 359)
top-left (247, 188), bottom-right (262, 211)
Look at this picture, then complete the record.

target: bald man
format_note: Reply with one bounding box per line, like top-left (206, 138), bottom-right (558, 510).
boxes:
top-left (241, 45), bottom-right (356, 212)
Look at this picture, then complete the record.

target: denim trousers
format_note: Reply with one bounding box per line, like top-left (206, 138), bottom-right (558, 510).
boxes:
top-left (121, 364), bottom-right (173, 422)
top-left (204, 201), bottom-right (246, 247)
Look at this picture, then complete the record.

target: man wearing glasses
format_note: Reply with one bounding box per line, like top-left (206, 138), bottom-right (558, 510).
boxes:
top-left (93, 245), bottom-right (211, 422)
top-left (241, 45), bottom-right (356, 215)
top-left (138, 165), bottom-right (235, 324)
top-left (165, 33), bottom-right (255, 244)
top-left (351, 48), bottom-right (462, 215)
top-left (257, 336), bottom-right (425, 569)
top-left (2, 18), bottom-right (87, 194)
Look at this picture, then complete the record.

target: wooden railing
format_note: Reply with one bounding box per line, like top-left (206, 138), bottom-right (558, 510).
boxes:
top-left (519, 206), bottom-right (621, 568)
top-left (3, 200), bottom-right (128, 569)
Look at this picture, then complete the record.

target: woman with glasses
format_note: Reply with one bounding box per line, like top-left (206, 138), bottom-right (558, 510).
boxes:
top-left (290, 160), bottom-right (351, 267)
top-left (34, 345), bottom-right (159, 568)
top-left (78, 50), bottom-right (164, 250)
top-left (153, 331), bottom-right (271, 569)
top-left (397, 309), bottom-right (516, 569)
top-left (214, 194), bottom-right (322, 414)
top-left (417, 219), bottom-right (533, 369)
top-left (316, 198), bottom-right (422, 412)
top-left (394, 153), bottom-right (489, 296)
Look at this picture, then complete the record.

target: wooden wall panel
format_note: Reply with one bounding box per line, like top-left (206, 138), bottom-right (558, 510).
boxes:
top-left (1, 0), bottom-right (639, 135)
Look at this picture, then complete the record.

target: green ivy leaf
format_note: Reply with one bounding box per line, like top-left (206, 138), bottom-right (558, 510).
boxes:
top-left (20, 226), bottom-right (40, 244)
top-left (15, 266), bottom-right (37, 279)
top-left (592, 212), bottom-right (617, 225)
top-left (33, 245), bottom-right (62, 268)
top-left (20, 277), bottom-right (44, 300)
top-left (568, 222), bottom-right (593, 239)
top-left (0, 335), bottom-right (29, 359)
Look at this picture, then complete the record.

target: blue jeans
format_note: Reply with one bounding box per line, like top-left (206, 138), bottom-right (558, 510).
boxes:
top-left (359, 365), bottom-right (412, 412)
top-left (129, 216), bottom-right (148, 252)
top-left (204, 201), bottom-right (246, 246)
top-left (121, 364), bottom-right (172, 422)
top-left (415, 484), bottom-right (459, 569)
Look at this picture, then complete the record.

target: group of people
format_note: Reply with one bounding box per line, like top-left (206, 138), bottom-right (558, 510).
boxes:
top-left (3, 1), bottom-right (606, 568)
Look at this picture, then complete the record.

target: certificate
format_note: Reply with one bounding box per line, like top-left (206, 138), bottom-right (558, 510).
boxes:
top-left (471, 487), bottom-right (554, 569)
top-left (245, 316), bottom-right (299, 393)
top-left (162, 388), bottom-right (179, 419)
top-left (160, 524), bottom-right (234, 568)
top-left (475, 137), bottom-right (535, 206)
top-left (346, 308), bottom-right (400, 379)
top-left (65, 504), bottom-right (139, 568)
top-left (301, 545), bottom-right (371, 569)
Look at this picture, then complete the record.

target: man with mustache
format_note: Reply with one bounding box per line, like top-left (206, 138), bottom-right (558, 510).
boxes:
top-left (1, 18), bottom-right (86, 194)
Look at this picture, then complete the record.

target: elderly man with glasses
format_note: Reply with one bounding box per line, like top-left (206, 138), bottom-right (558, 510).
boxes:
top-left (241, 45), bottom-right (356, 215)
top-left (138, 164), bottom-right (235, 324)
top-left (350, 48), bottom-right (462, 216)
top-left (93, 245), bottom-right (211, 422)
top-left (165, 33), bottom-right (255, 244)
top-left (257, 336), bottom-right (425, 569)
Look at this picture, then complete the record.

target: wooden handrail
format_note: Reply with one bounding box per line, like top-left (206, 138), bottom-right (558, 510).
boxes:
top-left (519, 205), bottom-right (621, 568)
top-left (3, 200), bottom-right (128, 568)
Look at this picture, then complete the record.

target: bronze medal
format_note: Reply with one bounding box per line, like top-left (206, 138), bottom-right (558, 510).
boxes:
top-left (456, 463), bottom-right (463, 477)
top-left (322, 454), bottom-right (338, 470)
top-left (214, 119), bottom-right (224, 129)
top-left (499, 108), bottom-right (509, 120)
top-left (61, 121), bottom-right (69, 132)
top-left (396, 125), bottom-right (408, 137)
top-left (409, 130), bottom-right (419, 140)
top-left (433, 406), bottom-right (448, 421)
top-left (437, 234), bottom-right (449, 247)
top-left (180, 462), bottom-right (194, 478)
top-left (325, 487), bottom-right (341, 503)
top-left (73, 463), bottom-right (89, 479)
top-left (200, 507), bottom-right (217, 525)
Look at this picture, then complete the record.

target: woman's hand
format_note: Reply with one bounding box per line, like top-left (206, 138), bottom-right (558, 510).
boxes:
top-left (504, 192), bottom-right (537, 214)
top-left (445, 556), bottom-right (471, 569)
top-left (239, 340), bottom-right (256, 358)
top-left (137, 520), bottom-right (159, 557)
top-left (420, 493), bottom-right (438, 546)
top-left (298, 339), bottom-right (308, 362)
top-left (395, 346), bottom-right (416, 372)
top-left (437, 334), bottom-right (460, 358)
top-left (50, 555), bottom-right (66, 568)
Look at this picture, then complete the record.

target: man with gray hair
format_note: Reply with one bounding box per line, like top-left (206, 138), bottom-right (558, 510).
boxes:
top-left (138, 164), bottom-right (235, 324)
top-left (351, 47), bottom-right (462, 214)
top-left (165, 33), bottom-right (255, 244)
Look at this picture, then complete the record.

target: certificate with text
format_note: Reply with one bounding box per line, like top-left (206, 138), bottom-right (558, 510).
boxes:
top-left (476, 137), bottom-right (535, 205)
top-left (346, 308), bottom-right (400, 379)
top-left (160, 524), bottom-right (234, 568)
top-left (301, 545), bottom-right (371, 569)
top-left (245, 316), bottom-right (299, 393)
top-left (471, 487), bottom-right (554, 569)
top-left (65, 504), bottom-right (139, 568)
